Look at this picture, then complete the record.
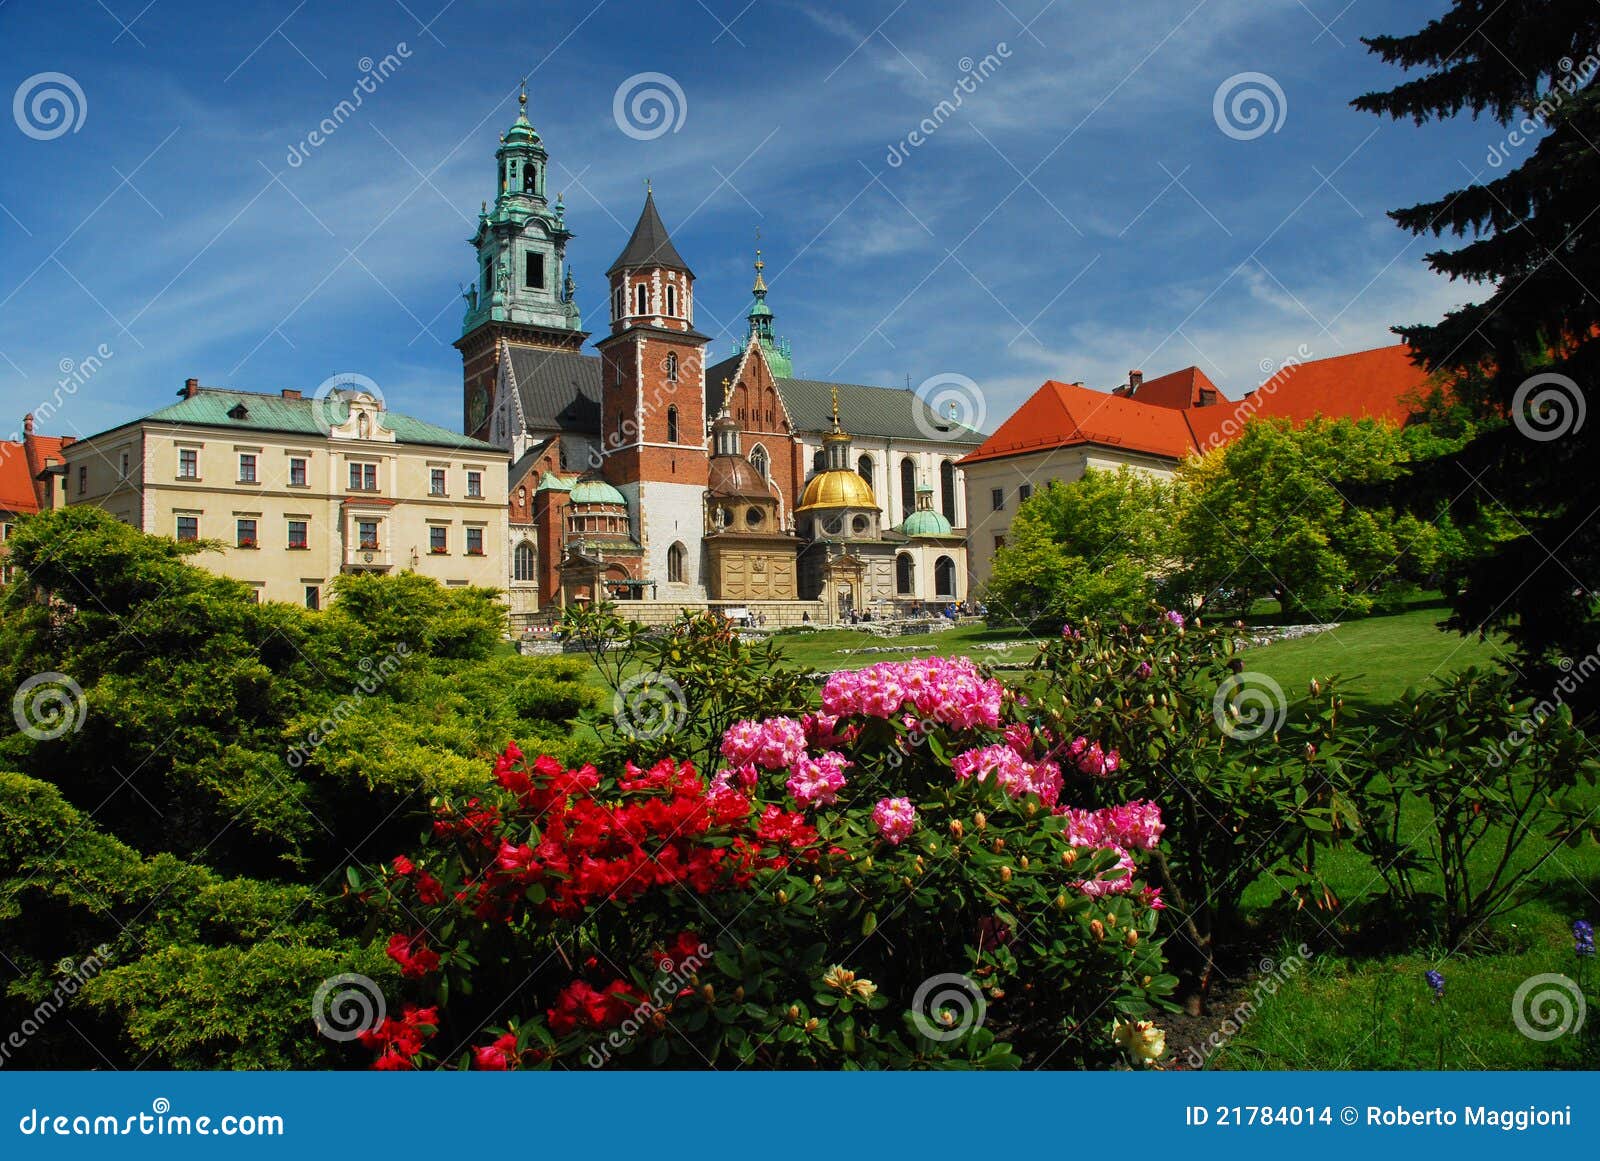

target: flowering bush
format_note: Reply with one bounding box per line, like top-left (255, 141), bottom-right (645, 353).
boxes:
top-left (359, 647), bottom-right (1175, 1069)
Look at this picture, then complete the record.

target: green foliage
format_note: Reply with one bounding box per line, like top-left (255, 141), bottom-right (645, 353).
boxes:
top-left (0, 770), bottom-right (381, 1069)
top-left (984, 470), bottom-right (1178, 626)
top-left (327, 571), bottom-right (506, 659)
top-left (1356, 4), bottom-right (1600, 701)
top-left (1349, 667), bottom-right (1600, 944)
top-left (1032, 614), bottom-right (1361, 999)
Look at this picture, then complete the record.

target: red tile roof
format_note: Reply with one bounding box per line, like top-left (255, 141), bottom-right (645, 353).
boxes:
top-left (1243, 343), bottom-right (1433, 426)
top-left (0, 440), bottom-right (40, 514)
top-left (1125, 366), bottom-right (1228, 410)
top-left (958, 380), bottom-right (1212, 467)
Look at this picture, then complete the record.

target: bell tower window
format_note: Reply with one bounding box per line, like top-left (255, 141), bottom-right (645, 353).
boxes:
top-left (666, 405), bottom-right (679, 444)
top-left (666, 352), bottom-right (678, 382)
top-left (634, 284), bottom-right (648, 315)
top-left (665, 285), bottom-right (677, 316)
top-left (523, 163), bottom-right (536, 193)
top-left (525, 253), bottom-right (544, 289)
top-left (613, 285), bottom-right (624, 321)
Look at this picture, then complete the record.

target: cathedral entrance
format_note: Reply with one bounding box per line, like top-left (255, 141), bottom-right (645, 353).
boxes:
top-left (836, 588), bottom-right (854, 621)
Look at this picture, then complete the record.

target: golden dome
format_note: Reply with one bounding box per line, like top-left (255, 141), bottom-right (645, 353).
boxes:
top-left (797, 468), bottom-right (877, 513)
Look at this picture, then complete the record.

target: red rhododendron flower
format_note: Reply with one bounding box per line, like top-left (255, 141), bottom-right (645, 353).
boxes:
top-left (386, 932), bottom-right (441, 978)
top-left (472, 1032), bottom-right (518, 1071)
top-left (391, 855), bottom-right (414, 875)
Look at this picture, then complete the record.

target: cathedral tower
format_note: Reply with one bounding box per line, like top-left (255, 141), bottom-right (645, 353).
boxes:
top-left (595, 187), bottom-right (711, 595)
top-left (455, 85), bottom-right (586, 441)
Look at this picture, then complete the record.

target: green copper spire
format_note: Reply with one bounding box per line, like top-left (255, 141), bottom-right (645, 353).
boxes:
top-left (746, 243), bottom-right (792, 377)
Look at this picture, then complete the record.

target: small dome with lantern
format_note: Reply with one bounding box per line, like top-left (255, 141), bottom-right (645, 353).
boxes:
top-left (797, 389), bottom-right (878, 514)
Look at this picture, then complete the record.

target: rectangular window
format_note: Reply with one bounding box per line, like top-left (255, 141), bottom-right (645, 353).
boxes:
top-left (176, 516), bottom-right (199, 542)
top-left (178, 448), bottom-right (198, 479)
top-left (120, 451), bottom-right (130, 479)
top-left (348, 462), bottom-right (377, 491)
top-left (77, 466), bottom-right (87, 494)
top-left (236, 518), bottom-right (257, 548)
top-left (466, 527), bottom-right (485, 556)
top-left (990, 488), bottom-right (1004, 512)
top-left (430, 468), bottom-right (446, 496)
top-left (289, 457), bottom-right (307, 486)
top-left (429, 526), bottom-right (448, 554)
top-left (238, 453), bottom-right (257, 483)
top-left (994, 535), bottom-right (1006, 552)
top-left (357, 520), bottom-right (379, 550)
top-left (1019, 484), bottom-right (1032, 503)
top-left (525, 252), bottom-right (544, 289)
top-left (466, 470), bottom-right (482, 498)
top-left (305, 585), bottom-right (320, 611)
top-left (287, 520), bottom-right (308, 550)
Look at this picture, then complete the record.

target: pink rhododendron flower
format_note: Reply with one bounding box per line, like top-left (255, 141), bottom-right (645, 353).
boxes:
top-left (1055, 800), bottom-right (1164, 899)
top-left (786, 751), bottom-right (851, 808)
top-left (872, 797), bottom-right (916, 845)
top-left (951, 743), bottom-right (1063, 807)
top-left (720, 717), bottom-right (807, 770)
top-left (821, 658), bottom-right (1003, 731)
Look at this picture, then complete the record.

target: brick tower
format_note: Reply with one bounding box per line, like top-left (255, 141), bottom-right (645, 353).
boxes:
top-left (595, 185), bottom-right (711, 597)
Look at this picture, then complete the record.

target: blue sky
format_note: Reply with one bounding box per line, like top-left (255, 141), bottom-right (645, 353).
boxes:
top-left (0, 0), bottom-right (1493, 443)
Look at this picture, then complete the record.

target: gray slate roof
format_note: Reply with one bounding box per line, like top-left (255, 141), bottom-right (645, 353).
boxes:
top-left (607, 192), bottom-right (693, 277)
top-left (507, 347), bottom-right (603, 433)
top-left (706, 358), bottom-right (984, 445)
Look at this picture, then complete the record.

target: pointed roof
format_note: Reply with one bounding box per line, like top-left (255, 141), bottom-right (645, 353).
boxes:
top-left (607, 189), bottom-right (692, 277)
top-left (1124, 366), bottom-right (1228, 410)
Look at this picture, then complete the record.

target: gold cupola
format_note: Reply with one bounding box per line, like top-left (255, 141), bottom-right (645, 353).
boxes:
top-left (797, 388), bottom-right (877, 513)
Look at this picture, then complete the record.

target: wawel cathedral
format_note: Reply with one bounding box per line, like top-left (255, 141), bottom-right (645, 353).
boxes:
top-left (458, 91), bottom-right (979, 623)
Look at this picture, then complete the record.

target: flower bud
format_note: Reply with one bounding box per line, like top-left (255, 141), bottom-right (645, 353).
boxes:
top-left (992, 837), bottom-right (1005, 853)
top-left (950, 819), bottom-right (964, 839)
top-left (777, 889), bottom-right (789, 904)
top-left (902, 876), bottom-right (914, 889)
top-left (702, 983), bottom-right (715, 1003)
top-left (1105, 912), bottom-right (1117, 928)
top-left (1304, 742), bottom-right (1317, 761)
top-left (974, 812), bottom-right (987, 831)
top-left (812, 874), bottom-right (822, 887)
top-left (1061, 848), bottom-right (1078, 867)
top-left (735, 985), bottom-right (746, 1002)
top-left (1020, 854), bottom-right (1030, 870)
top-left (1309, 678), bottom-right (1321, 697)
top-left (804, 1018), bottom-right (819, 1033)
top-left (1090, 919), bottom-right (1105, 940)
top-left (1000, 865), bottom-right (1013, 883)
top-left (1125, 930), bottom-right (1139, 947)
top-left (1054, 893), bottom-right (1069, 911)
top-left (788, 1005), bottom-right (800, 1021)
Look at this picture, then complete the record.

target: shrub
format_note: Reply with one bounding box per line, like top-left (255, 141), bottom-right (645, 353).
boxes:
top-left (360, 653), bottom-right (1176, 1069)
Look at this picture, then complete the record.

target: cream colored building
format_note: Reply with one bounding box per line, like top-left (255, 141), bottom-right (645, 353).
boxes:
top-left (63, 381), bottom-right (509, 608)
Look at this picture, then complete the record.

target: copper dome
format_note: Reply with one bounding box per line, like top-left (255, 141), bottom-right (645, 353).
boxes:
top-left (708, 454), bottom-right (770, 498)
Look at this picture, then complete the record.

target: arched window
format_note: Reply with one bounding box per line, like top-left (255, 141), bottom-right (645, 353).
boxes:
top-left (940, 460), bottom-right (957, 523)
top-left (634, 283), bottom-right (649, 315)
top-left (613, 285), bottom-right (624, 321)
top-left (666, 405), bottom-right (679, 444)
top-left (900, 457), bottom-right (917, 519)
top-left (666, 352), bottom-right (678, 382)
top-left (857, 454), bottom-right (873, 488)
top-left (813, 449), bottom-right (826, 473)
top-left (665, 285), bottom-right (677, 316)
top-left (514, 542), bottom-right (536, 582)
top-left (935, 555), bottom-right (956, 597)
top-left (749, 444), bottom-right (769, 479)
top-left (667, 541), bottom-right (686, 583)
top-left (896, 553), bottom-right (915, 595)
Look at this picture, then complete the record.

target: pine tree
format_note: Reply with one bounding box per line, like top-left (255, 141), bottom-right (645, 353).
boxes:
top-left (1357, 3), bottom-right (1600, 690)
